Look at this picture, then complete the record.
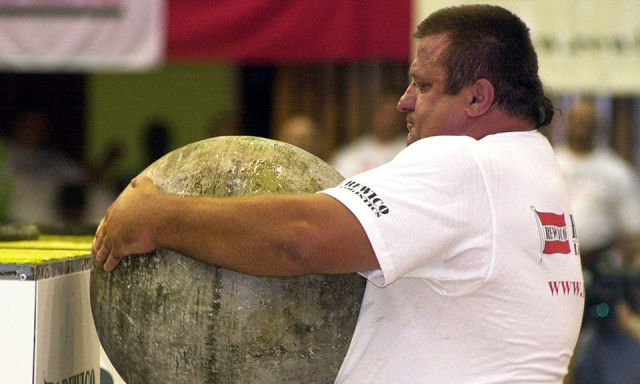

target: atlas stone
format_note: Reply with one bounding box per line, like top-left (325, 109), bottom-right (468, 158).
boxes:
top-left (90, 136), bottom-right (366, 384)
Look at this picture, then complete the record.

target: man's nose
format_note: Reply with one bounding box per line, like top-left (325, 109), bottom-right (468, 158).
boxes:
top-left (397, 87), bottom-right (415, 113)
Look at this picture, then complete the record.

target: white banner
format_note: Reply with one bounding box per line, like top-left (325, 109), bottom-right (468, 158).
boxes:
top-left (0, 0), bottom-right (165, 71)
top-left (415, 0), bottom-right (640, 94)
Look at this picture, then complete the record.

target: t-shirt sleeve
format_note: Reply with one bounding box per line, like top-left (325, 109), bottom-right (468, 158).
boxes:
top-left (321, 137), bottom-right (493, 291)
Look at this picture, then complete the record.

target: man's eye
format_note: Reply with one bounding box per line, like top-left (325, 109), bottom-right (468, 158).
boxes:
top-left (415, 82), bottom-right (430, 92)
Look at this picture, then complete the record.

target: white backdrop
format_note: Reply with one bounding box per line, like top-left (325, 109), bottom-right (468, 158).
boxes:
top-left (0, 0), bottom-right (165, 71)
top-left (415, 0), bottom-right (640, 95)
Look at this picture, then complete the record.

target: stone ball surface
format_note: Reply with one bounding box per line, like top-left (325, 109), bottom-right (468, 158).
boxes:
top-left (90, 136), bottom-right (366, 383)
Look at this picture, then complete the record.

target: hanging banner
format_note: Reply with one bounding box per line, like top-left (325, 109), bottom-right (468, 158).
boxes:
top-left (0, 0), bottom-right (165, 71)
top-left (167, 0), bottom-right (411, 64)
top-left (415, 0), bottom-right (640, 94)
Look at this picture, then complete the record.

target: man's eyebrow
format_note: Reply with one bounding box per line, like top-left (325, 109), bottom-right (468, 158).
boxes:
top-left (409, 71), bottom-right (425, 83)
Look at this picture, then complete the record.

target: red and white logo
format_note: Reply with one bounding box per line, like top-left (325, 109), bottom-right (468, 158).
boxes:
top-left (532, 207), bottom-right (574, 256)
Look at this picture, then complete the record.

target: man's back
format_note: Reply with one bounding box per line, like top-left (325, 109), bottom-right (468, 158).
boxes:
top-left (327, 132), bottom-right (583, 382)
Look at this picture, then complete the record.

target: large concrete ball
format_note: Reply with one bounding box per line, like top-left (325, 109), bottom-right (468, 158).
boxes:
top-left (90, 136), bottom-right (366, 384)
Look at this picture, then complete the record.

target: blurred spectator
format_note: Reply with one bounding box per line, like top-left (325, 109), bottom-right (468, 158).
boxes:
top-left (1, 107), bottom-right (115, 228)
top-left (571, 241), bottom-right (640, 384)
top-left (2, 108), bottom-right (86, 225)
top-left (556, 99), bottom-right (640, 384)
top-left (115, 119), bottom-right (173, 192)
top-left (275, 115), bottom-right (324, 158)
top-left (330, 94), bottom-right (406, 177)
top-left (143, 120), bottom-right (172, 165)
top-left (56, 183), bottom-right (87, 224)
top-left (555, 99), bottom-right (640, 280)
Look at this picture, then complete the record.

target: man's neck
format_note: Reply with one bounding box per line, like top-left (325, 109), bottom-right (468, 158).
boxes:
top-left (466, 109), bottom-right (535, 140)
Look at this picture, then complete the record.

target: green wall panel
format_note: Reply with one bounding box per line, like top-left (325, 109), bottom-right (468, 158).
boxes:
top-left (86, 63), bottom-right (238, 185)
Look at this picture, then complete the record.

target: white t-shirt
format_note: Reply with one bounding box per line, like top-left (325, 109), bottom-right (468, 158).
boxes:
top-left (554, 147), bottom-right (640, 253)
top-left (322, 131), bottom-right (584, 383)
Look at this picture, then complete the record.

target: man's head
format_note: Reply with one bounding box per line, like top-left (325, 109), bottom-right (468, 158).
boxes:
top-left (398, 5), bottom-right (554, 144)
top-left (566, 99), bottom-right (598, 154)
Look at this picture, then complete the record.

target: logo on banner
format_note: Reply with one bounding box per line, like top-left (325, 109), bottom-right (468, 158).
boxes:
top-left (531, 207), bottom-right (578, 259)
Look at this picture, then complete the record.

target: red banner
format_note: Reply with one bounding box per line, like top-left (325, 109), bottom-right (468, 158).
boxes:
top-left (167, 0), bottom-right (411, 64)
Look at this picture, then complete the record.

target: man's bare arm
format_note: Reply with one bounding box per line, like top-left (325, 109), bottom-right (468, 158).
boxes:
top-left (93, 176), bottom-right (379, 275)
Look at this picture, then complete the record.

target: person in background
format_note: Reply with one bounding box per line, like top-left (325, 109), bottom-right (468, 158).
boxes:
top-left (275, 114), bottom-right (324, 159)
top-left (2, 107), bottom-right (86, 225)
top-left (1, 107), bottom-right (116, 229)
top-left (93, 5), bottom-right (583, 382)
top-left (115, 120), bottom-right (173, 193)
top-left (555, 100), bottom-right (640, 281)
top-left (570, 239), bottom-right (640, 384)
top-left (556, 99), bottom-right (640, 384)
top-left (331, 93), bottom-right (407, 177)
top-left (144, 121), bottom-right (172, 166)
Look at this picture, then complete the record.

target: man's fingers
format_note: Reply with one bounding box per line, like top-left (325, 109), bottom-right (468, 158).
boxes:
top-left (92, 218), bottom-right (104, 255)
top-left (95, 238), bottom-right (110, 263)
top-left (91, 180), bottom-right (153, 272)
top-left (94, 232), bottom-right (128, 272)
top-left (92, 236), bottom-right (100, 256)
top-left (104, 250), bottom-right (125, 272)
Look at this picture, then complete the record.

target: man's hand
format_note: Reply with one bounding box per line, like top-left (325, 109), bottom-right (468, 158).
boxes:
top-left (92, 176), bottom-right (162, 272)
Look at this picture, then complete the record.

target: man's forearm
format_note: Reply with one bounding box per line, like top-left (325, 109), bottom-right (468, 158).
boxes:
top-left (94, 177), bottom-right (379, 275)
top-left (155, 194), bottom-right (320, 276)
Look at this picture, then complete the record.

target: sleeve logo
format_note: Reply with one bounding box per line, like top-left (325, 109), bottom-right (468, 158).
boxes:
top-left (531, 207), bottom-right (579, 258)
top-left (338, 180), bottom-right (390, 217)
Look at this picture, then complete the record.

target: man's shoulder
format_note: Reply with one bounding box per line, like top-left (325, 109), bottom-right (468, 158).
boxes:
top-left (394, 136), bottom-right (483, 173)
top-left (406, 134), bottom-right (500, 158)
top-left (410, 135), bottom-right (476, 149)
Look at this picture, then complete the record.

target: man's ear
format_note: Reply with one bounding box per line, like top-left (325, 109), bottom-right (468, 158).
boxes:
top-left (466, 78), bottom-right (495, 117)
